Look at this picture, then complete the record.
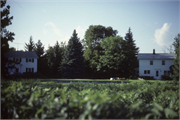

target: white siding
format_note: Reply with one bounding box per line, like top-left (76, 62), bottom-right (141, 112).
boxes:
top-left (139, 59), bottom-right (173, 79)
top-left (7, 57), bottom-right (38, 73)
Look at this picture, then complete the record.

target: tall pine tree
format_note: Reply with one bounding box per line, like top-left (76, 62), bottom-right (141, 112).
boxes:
top-left (123, 28), bottom-right (139, 79)
top-left (61, 30), bottom-right (85, 78)
top-left (24, 36), bottom-right (35, 51)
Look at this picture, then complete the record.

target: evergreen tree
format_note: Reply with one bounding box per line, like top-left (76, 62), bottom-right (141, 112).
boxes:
top-left (62, 30), bottom-right (85, 78)
top-left (24, 36), bottom-right (35, 51)
top-left (34, 40), bottom-right (44, 58)
top-left (171, 34), bottom-right (179, 81)
top-left (123, 28), bottom-right (139, 79)
top-left (1, 0), bottom-right (15, 77)
top-left (46, 41), bottom-right (66, 78)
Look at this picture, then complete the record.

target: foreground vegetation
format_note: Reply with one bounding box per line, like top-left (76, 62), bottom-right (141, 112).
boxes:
top-left (1, 79), bottom-right (179, 119)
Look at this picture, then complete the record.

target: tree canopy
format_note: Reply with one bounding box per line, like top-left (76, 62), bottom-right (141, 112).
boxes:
top-left (24, 36), bottom-right (35, 52)
top-left (61, 30), bottom-right (85, 78)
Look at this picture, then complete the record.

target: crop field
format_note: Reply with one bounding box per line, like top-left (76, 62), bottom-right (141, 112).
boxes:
top-left (1, 79), bottom-right (179, 119)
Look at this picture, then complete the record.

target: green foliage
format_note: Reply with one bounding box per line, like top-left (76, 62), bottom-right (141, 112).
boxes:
top-left (123, 28), bottom-right (139, 78)
top-left (24, 36), bottom-right (35, 51)
top-left (83, 25), bottom-right (118, 78)
top-left (97, 36), bottom-right (126, 77)
top-left (61, 30), bottom-right (85, 78)
top-left (46, 41), bottom-right (66, 78)
top-left (34, 40), bottom-right (44, 58)
top-left (1, 80), bottom-right (179, 119)
top-left (171, 34), bottom-right (179, 81)
top-left (1, 0), bottom-right (15, 77)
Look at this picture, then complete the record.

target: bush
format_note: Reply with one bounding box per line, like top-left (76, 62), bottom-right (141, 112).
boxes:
top-left (139, 76), bottom-right (154, 80)
top-left (161, 75), bottom-right (172, 80)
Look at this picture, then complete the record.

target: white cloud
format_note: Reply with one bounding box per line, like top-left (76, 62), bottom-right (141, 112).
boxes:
top-left (154, 23), bottom-right (172, 47)
top-left (76, 26), bottom-right (86, 40)
top-left (43, 22), bottom-right (62, 36)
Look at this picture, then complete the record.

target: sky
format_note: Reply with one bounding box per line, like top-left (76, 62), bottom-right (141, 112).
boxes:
top-left (6, 0), bottom-right (180, 53)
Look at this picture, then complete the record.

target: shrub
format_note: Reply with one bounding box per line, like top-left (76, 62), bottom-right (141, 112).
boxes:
top-left (161, 75), bottom-right (172, 80)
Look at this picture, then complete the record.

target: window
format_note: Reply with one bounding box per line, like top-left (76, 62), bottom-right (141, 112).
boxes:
top-left (26, 68), bottom-right (28, 72)
top-left (32, 58), bottom-right (34, 63)
top-left (164, 70), bottom-right (170, 76)
top-left (29, 59), bottom-right (31, 62)
top-left (150, 60), bottom-right (153, 65)
top-left (162, 60), bottom-right (165, 65)
top-left (144, 70), bottom-right (150, 74)
top-left (32, 68), bottom-right (34, 73)
top-left (13, 58), bottom-right (15, 61)
top-left (26, 58), bottom-right (28, 62)
top-left (16, 68), bottom-right (18, 72)
top-left (20, 58), bottom-right (21, 62)
top-left (156, 71), bottom-right (159, 76)
top-left (29, 68), bottom-right (31, 72)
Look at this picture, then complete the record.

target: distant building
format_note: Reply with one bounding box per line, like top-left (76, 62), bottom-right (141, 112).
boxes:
top-left (138, 49), bottom-right (176, 79)
top-left (4, 51), bottom-right (38, 74)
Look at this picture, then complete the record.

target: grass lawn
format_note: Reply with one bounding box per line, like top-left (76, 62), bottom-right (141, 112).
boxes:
top-left (39, 78), bottom-right (172, 83)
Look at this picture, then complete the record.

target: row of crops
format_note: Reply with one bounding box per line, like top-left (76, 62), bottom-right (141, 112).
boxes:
top-left (1, 80), bottom-right (179, 119)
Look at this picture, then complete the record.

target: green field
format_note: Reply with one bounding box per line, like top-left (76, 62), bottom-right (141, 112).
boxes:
top-left (1, 79), bottom-right (179, 119)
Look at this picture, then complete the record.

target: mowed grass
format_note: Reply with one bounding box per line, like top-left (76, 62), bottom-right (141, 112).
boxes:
top-left (38, 78), bottom-right (172, 84)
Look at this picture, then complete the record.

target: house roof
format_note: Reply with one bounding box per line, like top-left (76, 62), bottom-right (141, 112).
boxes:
top-left (4, 51), bottom-right (39, 58)
top-left (138, 53), bottom-right (176, 60)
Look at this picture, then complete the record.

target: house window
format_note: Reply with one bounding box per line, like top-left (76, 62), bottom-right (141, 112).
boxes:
top-left (164, 70), bottom-right (170, 76)
top-left (20, 58), bottom-right (21, 62)
top-left (150, 60), bottom-right (153, 65)
top-left (26, 68), bottom-right (28, 72)
top-left (32, 58), bottom-right (34, 63)
top-left (16, 68), bottom-right (18, 72)
top-left (26, 58), bottom-right (28, 62)
top-left (144, 70), bottom-right (150, 74)
top-left (29, 68), bottom-right (31, 72)
top-left (156, 71), bottom-right (159, 76)
top-left (32, 68), bottom-right (34, 73)
top-left (162, 60), bottom-right (165, 65)
top-left (29, 59), bottom-right (31, 62)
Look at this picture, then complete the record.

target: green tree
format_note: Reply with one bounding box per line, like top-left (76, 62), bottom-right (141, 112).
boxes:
top-left (171, 34), bottom-right (179, 81)
top-left (61, 30), bottom-right (85, 78)
top-left (1, 0), bottom-right (15, 77)
top-left (24, 36), bottom-right (35, 51)
top-left (123, 28), bottom-right (139, 79)
top-left (83, 25), bottom-right (118, 78)
top-left (46, 41), bottom-right (66, 78)
top-left (34, 40), bottom-right (45, 58)
top-left (97, 36), bottom-right (126, 78)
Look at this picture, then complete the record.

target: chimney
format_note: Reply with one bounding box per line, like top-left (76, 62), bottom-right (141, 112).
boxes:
top-left (153, 49), bottom-right (155, 54)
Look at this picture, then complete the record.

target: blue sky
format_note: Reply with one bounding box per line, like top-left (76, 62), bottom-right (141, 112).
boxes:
top-left (6, 0), bottom-right (180, 53)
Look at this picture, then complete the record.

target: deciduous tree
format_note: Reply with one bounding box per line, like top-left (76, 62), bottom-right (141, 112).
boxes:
top-left (171, 34), bottom-right (179, 81)
top-left (1, 0), bottom-right (15, 77)
top-left (83, 25), bottom-right (118, 78)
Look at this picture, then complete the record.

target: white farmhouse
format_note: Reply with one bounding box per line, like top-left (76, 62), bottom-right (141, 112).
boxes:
top-left (4, 51), bottom-right (38, 74)
top-left (138, 49), bottom-right (176, 80)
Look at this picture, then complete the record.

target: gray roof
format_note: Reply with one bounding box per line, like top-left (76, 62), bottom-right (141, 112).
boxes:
top-left (138, 53), bottom-right (176, 60)
top-left (4, 51), bottom-right (38, 58)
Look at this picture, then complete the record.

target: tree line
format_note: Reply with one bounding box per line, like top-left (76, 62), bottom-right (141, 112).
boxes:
top-left (1, 0), bottom-right (179, 80)
top-left (20, 26), bottom-right (139, 79)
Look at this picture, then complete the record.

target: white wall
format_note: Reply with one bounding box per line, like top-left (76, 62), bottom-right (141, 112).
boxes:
top-left (7, 57), bottom-right (38, 73)
top-left (139, 59), bottom-right (173, 79)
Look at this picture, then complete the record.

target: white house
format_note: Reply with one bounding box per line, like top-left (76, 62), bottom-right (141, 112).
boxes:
top-left (138, 49), bottom-right (176, 80)
top-left (4, 51), bottom-right (39, 74)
